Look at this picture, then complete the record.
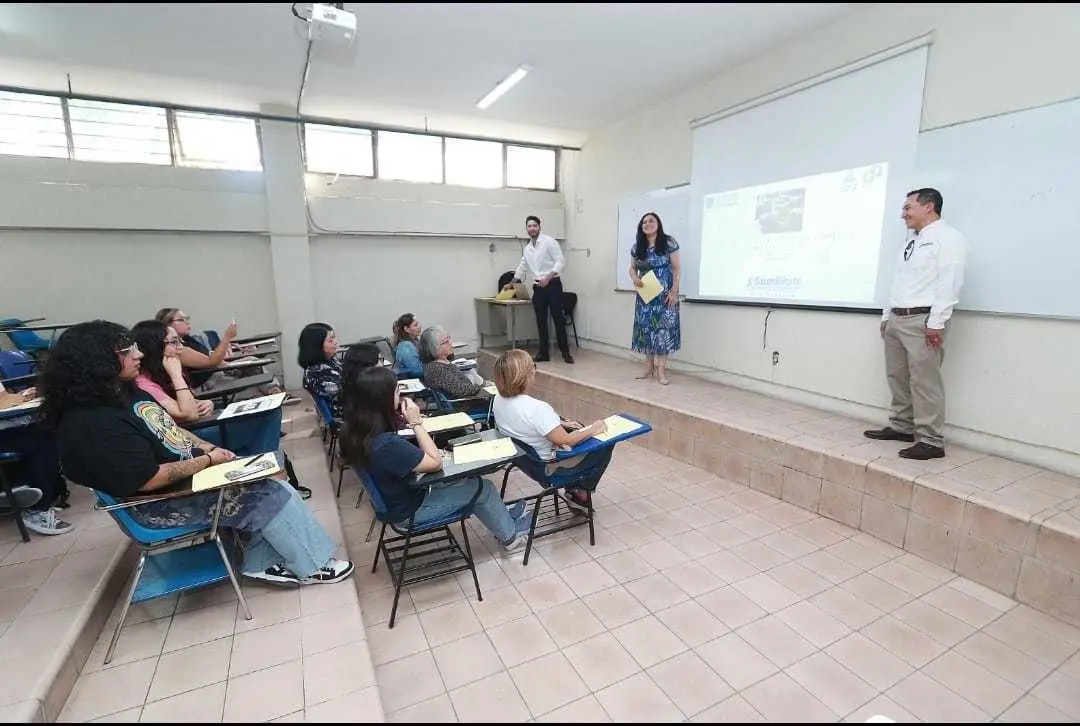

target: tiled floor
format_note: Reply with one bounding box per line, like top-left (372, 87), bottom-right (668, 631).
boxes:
top-left (353, 444), bottom-right (1080, 723)
top-left (0, 484), bottom-right (126, 719)
top-left (57, 435), bottom-right (381, 723)
top-left (53, 414), bottom-right (1080, 722)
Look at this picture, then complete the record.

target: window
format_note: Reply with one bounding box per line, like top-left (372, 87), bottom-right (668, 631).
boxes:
top-left (174, 111), bottom-right (262, 171)
top-left (0, 91), bottom-right (68, 159)
top-left (506, 145), bottom-right (557, 190)
top-left (68, 99), bottom-right (170, 165)
top-left (444, 137), bottom-right (503, 188)
top-left (304, 123), bottom-right (373, 176)
top-left (377, 130), bottom-right (443, 184)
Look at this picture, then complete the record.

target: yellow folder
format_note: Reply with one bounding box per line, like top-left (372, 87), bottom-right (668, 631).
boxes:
top-left (636, 271), bottom-right (664, 304)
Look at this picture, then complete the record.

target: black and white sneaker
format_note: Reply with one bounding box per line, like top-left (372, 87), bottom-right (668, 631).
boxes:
top-left (301, 558), bottom-right (355, 585)
top-left (243, 564), bottom-right (302, 586)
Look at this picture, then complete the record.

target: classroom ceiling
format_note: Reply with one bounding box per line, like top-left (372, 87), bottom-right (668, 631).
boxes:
top-left (0, 3), bottom-right (857, 145)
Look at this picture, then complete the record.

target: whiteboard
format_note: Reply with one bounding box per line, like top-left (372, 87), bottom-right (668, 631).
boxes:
top-left (615, 186), bottom-right (691, 290)
top-left (913, 95), bottom-right (1080, 317)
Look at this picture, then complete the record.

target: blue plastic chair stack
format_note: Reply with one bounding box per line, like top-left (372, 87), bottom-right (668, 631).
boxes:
top-left (355, 467), bottom-right (482, 628)
top-left (0, 319), bottom-right (52, 360)
top-left (92, 489), bottom-right (252, 664)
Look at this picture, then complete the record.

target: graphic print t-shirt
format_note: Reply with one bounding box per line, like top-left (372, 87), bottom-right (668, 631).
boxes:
top-left (58, 391), bottom-right (195, 498)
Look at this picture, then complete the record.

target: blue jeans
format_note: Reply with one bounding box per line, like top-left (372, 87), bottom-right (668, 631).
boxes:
top-left (240, 481), bottom-right (336, 578)
top-left (408, 477), bottom-right (515, 544)
top-left (516, 447), bottom-right (613, 492)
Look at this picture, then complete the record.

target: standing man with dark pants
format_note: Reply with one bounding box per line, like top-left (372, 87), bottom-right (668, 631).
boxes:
top-left (865, 188), bottom-right (967, 460)
top-left (506, 216), bottom-right (574, 364)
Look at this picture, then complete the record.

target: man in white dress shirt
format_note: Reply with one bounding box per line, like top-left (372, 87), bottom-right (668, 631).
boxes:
top-left (864, 188), bottom-right (967, 459)
top-left (506, 216), bottom-right (574, 364)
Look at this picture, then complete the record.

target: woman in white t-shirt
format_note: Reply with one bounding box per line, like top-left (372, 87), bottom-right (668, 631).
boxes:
top-left (491, 349), bottom-right (612, 510)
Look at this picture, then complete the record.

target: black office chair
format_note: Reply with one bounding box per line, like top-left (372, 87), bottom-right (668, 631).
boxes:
top-left (562, 291), bottom-right (580, 349)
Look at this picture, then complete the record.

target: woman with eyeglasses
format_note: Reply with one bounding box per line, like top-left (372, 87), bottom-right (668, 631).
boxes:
top-left (154, 307), bottom-right (238, 390)
top-left (133, 321), bottom-right (313, 499)
top-left (41, 321), bottom-right (352, 586)
top-left (131, 320), bottom-right (215, 423)
top-left (419, 326), bottom-right (485, 400)
top-left (297, 323), bottom-right (343, 413)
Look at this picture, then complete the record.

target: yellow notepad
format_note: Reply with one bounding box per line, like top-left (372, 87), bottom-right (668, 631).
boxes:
top-left (418, 412), bottom-right (474, 433)
top-left (191, 453), bottom-right (283, 493)
top-left (636, 271), bottom-right (664, 304)
top-left (483, 384), bottom-right (498, 396)
top-left (495, 288), bottom-right (516, 301)
top-left (453, 438), bottom-right (517, 465)
top-left (592, 415), bottom-right (643, 442)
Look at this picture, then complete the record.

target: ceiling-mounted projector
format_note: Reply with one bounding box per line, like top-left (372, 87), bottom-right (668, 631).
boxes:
top-left (309, 3), bottom-right (356, 45)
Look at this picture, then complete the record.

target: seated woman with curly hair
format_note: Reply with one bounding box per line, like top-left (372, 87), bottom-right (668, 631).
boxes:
top-left (41, 320), bottom-right (351, 586)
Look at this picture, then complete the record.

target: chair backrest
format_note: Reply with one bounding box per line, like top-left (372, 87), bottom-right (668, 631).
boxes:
top-left (313, 394), bottom-right (337, 427)
top-left (92, 489), bottom-right (205, 545)
top-left (0, 350), bottom-right (36, 380)
top-left (355, 336), bottom-right (394, 363)
top-left (562, 291), bottom-right (578, 316)
top-left (352, 467), bottom-right (389, 521)
top-left (204, 329), bottom-right (222, 349)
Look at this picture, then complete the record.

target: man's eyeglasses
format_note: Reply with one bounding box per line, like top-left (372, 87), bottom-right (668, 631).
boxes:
top-left (171, 316), bottom-right (190, 324)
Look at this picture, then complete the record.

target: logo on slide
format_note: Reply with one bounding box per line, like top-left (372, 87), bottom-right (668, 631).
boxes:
top-left (840, 170), bottom-right (858, 193)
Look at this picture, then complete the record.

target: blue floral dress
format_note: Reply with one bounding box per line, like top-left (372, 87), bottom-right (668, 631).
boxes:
top-left (631, 239), bottom-right (681, 355)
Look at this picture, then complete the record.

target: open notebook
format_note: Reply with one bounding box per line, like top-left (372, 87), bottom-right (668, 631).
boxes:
top-left (397, 412), bottom-right (474, 436)
top-left (191, 453), bottom-right (283, 493)
top-left (592, 415), bottom-right (645, 442)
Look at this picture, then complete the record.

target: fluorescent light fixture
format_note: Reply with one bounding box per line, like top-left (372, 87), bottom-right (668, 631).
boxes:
top-left (476, 64), bottom-right (531, 110)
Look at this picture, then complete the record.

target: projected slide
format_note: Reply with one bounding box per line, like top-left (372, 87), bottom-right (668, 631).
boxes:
top-left (698, 163), bottom-right (889, 305)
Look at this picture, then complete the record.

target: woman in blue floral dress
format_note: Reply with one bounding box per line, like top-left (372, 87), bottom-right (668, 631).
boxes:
top-left (629, 212), bottom-right (681, 385)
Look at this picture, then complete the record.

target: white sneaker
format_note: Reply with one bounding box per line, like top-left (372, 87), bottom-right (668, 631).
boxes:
top-left (243, 564), bottom-right (302, 585)
top-left (21, 508), bottom-right (74, 536)
top-left (301, 559), bottom-right (355, 584)
top-left (502, 531), bottom-right (528, 554)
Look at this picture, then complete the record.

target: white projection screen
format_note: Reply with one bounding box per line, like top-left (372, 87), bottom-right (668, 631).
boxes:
top-left (683, 41), bottom-right (929, 309)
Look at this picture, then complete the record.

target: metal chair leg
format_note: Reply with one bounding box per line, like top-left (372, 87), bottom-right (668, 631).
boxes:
top-left (388, 530), bottom-right (413, 628)
top-left (105, 552), bottom-right (147, 665)
top-left (214, 533), bottom-right (252, 620)
top-left (364, 516), bottom-right (378, 543)
top-left (0, 467), bottom-right (31, 543)
top-left (459, 520), bottom-right (482, 602)
top-left (371, 521), bottom-right (387, 573)
top-left (522, 493), bottom-right (544, 567)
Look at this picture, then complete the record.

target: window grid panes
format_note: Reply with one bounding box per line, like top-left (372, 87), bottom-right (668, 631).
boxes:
top-left (506, 145), bottom-right (557, 190)
top-left (303, 123), bottom-right (373, 176)
top-left (0, 90), bottom-right (560, 189)
top-left (0, 91), bottom-right (68, 159)
top-left (68, 99), bottom-right (171, 165)
top-left (175, 111), bottom-right (262, 171)
top-left (444, 137), bottom-right (504, 189)
top-left (376, 130), bottom-right (444, 184)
